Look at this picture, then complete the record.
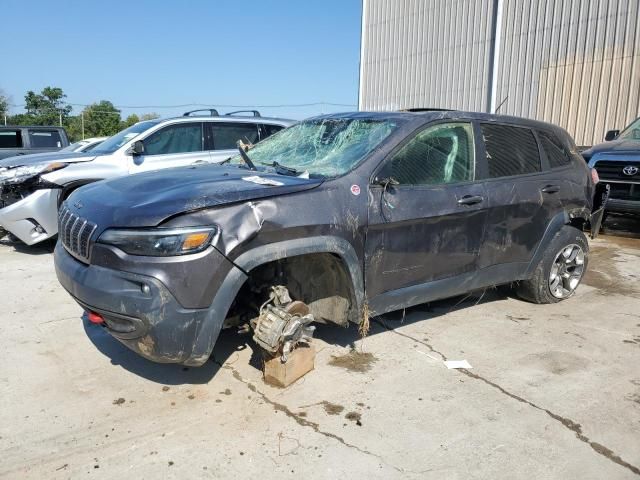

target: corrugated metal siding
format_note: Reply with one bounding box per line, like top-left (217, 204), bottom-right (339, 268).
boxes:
top-left (359, 0), bottom-right (640, 146)
top-left (359, 0), bottom-right (495, 112)
top-left (495, 0), bottom-right (640, 145)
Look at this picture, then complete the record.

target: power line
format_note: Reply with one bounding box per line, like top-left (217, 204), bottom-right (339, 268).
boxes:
top-left (8, 101), bottom-right (356, 110)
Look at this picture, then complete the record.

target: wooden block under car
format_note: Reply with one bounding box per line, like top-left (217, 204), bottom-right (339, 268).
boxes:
top-left (263, 343), bottom-right (315, 388)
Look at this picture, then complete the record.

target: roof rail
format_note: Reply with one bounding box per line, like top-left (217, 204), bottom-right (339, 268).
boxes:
top-left (399, 108), bottom-right (454, 113)
top-left (183, 108), bottom-right (219, 117)
top-left (225, 110), bottom-right (261, 117)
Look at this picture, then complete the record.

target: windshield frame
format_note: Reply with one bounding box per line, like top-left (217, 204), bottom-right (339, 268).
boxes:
top-left (228, 117), bottom-right (400, 179)
top-left (90, 120), bottom-right (160, 154)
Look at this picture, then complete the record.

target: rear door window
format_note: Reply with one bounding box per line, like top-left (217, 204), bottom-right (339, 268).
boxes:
top-left (0, 130), bottom-right (22, 148)
top-left (210, 122), bottom-right (260, 150)
top-left (28, 130), bottom-right (62, 148)
top-left (260, 123), bottom-right (284, 140)
top-left (481, 124), bottom-right (541, 178)
top-left (537, 130), bottom-right (572, 168)
top-left (384, 122), bottom-right (475, 185)
top-left (143, 123), bottom-right (203, 155)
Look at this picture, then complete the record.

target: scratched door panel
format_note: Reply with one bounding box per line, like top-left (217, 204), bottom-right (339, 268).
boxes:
top-left (365, 182), bottom-right (487, 298)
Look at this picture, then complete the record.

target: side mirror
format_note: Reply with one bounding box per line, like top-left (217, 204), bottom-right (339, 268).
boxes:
top-left (604, 129), bottom-right (619, 141)
top-left (127, 140), bottom-right (145, 156)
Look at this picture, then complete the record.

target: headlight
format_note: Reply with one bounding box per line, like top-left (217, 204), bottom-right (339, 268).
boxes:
top-left (98, 226), bottom-right (217, 256)
top-left (0, 162), bottom-right (68, 184)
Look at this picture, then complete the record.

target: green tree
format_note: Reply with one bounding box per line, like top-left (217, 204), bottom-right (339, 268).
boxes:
top-left (140, 112), bottom-right (160, 121)
top-left (81, 101), bottom-right (122, 137)
top-left (0, 90), bottom-right (8, 119)
top-left (121, 114), bottom-right (140, 129)
top-left (64, 115), bottom-right (83, 142)
top-left (6, 113), bottom-right (36, 125)
top-left (24, 86), bottom-right (72, 125)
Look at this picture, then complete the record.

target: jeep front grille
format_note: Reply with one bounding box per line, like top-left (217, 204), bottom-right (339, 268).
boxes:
top-left (58, 205), bottom-right (97, 262)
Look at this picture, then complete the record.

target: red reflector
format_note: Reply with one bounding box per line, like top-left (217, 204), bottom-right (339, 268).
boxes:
top-left (87, 311), bottom-right (104, 324)
top-left (591, 168), bottom-right (600, 184)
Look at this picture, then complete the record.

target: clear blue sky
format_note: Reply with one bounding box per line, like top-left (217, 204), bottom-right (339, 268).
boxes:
top-left (3, 0), bottom-right (362, 120)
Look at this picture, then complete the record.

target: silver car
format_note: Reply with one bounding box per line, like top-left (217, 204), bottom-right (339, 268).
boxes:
top-left (0, 110), bottom-right (294, 245)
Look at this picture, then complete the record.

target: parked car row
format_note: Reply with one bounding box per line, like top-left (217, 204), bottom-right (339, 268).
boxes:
top-left (50, 110), bottom-right (604, 366)
top-left (0, 110), bottom-right (294, 245)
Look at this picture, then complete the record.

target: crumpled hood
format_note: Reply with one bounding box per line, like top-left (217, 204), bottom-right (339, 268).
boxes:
top-left (0, 151), bottom-right (98, 168)
top-left (582, 138), bottom-right (640, 160)
top-left (68, 164), bottom-right (323, 228)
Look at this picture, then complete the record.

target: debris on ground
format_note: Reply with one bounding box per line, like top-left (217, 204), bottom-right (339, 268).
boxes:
top-left (444, 360), bottom-right (473, 369)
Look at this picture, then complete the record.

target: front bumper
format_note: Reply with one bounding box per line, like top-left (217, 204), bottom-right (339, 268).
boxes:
top-left (605, 198), bottom-right (640, 215)
top-left (600, 182), bottom-right (640, 215)
top-left (0, 188), bottom-right (59, 244)
top-left (54, 242), bottom-right (248, 366)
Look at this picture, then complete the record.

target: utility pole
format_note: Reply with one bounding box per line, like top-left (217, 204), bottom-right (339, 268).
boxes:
top-left (81, 112), bottom-right (85, 139)
top-left (59, 111), bottom-right (62, 126)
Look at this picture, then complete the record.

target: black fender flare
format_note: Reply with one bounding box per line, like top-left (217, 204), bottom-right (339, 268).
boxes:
top-left (523, 211), bottom-right (575, 278)
top-left (233, 236), bottom-right (365, 316)
top-left (187, 236), bottom-right (365, 366)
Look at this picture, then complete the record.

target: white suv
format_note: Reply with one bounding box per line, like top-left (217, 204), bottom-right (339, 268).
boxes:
top-left (0, 110), bottom-right (294, 245)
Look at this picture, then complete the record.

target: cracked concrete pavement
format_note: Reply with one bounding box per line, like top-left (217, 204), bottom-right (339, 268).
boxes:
top-left (1, 224), bottom-right (639, 479)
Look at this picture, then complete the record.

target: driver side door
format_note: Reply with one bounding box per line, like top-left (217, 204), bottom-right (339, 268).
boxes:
top-left (365, 121), bottom-right (488, 313)
top-left (129, 122), bottom-right (210, 173)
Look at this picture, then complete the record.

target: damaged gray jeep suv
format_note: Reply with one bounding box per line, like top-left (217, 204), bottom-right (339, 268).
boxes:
top-left (55, 111), bottom-right (602, 366)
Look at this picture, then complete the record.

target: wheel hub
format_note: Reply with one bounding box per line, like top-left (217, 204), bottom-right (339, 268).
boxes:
top-left (548, 244), bottom-right (585, 299)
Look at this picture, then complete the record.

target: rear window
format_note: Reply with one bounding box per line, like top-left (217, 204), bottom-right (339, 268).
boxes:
top-left (481, 124), bottom-right (541, 178)
top-left (537, 130), bottom-right (572, 168)
top-left (0, 130), bottom-right (23, 148)
top-left (261, 123), bottom-right (284, 139)
top-left (211, 123), bottom-right (259, 150)
top-left (28, 130), bottom-right (62, 148)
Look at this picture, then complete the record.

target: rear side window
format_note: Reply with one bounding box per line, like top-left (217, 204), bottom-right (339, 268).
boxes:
top-left (144, 123), bottom-right (203, 155)
top-left (481, 124), bottom-right (541, 178)
top-left (260, 123), bottom-right (284, 139)
top-left (0, 130), bottom-right (22, 148)
top-left (28, 130), bottom-right (62, 148)
top-left (385, 122), bottom-right (475, 185)
top-left (211, 123), bottom-right (259, 150)
top-left (537, 130), bottom-right (572, 168)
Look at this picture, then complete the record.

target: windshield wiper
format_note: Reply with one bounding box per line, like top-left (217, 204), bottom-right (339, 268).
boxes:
top-left (236, 141), bottom-right (257, 171)
top-left (260, 161), bottom-right (300, 176)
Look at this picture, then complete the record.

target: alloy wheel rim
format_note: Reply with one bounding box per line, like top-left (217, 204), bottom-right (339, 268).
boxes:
top-left (549, 244), bottom-right (585, 299)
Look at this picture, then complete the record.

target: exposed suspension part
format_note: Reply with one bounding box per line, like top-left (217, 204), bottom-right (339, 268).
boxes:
top-left (251, 286), bottom-right (315, 362)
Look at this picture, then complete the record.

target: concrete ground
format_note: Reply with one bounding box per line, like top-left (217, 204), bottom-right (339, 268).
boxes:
top-left (1, 217), bottom-right (639, 479)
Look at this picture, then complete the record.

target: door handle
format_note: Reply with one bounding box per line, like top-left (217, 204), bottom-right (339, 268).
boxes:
top-left (541, 185), bottom-right (560, 194)
top-left (457, 195), bottom-right (484, 206)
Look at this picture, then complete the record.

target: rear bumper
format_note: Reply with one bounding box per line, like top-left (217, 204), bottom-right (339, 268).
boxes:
top-left (0, 189), bottom-right (59, 244)
top-left (54, 242), bottom-right (248, 366)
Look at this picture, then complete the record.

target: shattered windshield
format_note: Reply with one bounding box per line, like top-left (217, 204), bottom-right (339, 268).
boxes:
top-left (91, 121), bottom-right (159, 154)
top-left (229, 118), bottom-right (397, 177)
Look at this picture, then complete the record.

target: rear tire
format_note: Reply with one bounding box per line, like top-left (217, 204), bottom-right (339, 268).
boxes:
top-left (516, 226), bottom-right (589, 304)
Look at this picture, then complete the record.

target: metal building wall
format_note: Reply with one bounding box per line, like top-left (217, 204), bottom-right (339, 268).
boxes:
top-left (359, 0), bottom-right (640, 146)
top-left (358, 0), bottom-right (496, 112)
top-left (494, 0), bottom-right (640, 146)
